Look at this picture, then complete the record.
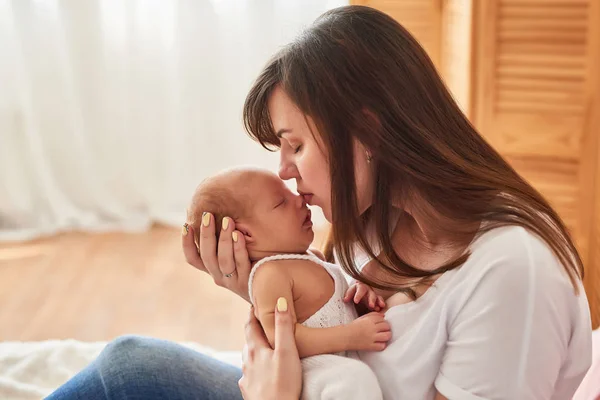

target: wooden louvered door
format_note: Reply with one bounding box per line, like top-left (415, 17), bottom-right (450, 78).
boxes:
top-left (591, 144), bottom-right (600, 329)
top-left (472, 0), bottom-right (600, 327)
top-left (350, 0), bottom-right (475, 112)
top-left (590, 142), bottom-right (600, 329)
top-left (350, 0), bottom-right (444, 68)
top-left (588, 84), bottom-right (600, 329)
top-left (586, 2), bottom-right (600, 331)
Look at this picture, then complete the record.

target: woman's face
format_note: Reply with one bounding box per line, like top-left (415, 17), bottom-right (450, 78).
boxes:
top-left (268, 87), bottom-right (374, 222)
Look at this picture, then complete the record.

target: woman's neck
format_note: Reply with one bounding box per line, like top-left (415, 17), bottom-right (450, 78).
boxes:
top-left (393, 190), bottom-right (479, 250)
top-left (390, 200), bottom-right (480, 272)
top-left (396, 199), bottom-right (451, 249)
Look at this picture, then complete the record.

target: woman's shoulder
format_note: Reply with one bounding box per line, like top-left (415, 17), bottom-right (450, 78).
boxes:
top-left (468, 224), bottom-right (562, 273)
top-left (451, 224), bottom-right (583, 305)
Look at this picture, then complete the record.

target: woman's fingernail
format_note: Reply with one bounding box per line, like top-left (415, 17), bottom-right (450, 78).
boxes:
top-left (276, 297), bottom-right (288, 312)
top-left (222, 217), bottom-right (229, 231)
top-left (232, 231), bottom-right (238, 242)
top-left (202, 212), bottom-right (211, 227)
top-left (182, 223), bottom-right (189, 236)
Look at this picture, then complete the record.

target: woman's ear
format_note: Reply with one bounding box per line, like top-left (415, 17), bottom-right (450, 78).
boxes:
top-left (362, 108), bottom-right (381, 128)
top-left (356, 109), bottom-right (380, 161)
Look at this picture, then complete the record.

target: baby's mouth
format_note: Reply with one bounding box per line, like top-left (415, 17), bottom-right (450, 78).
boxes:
top-left (302, 209), bottom-right (313, 228)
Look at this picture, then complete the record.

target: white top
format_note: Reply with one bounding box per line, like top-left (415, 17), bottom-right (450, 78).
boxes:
top-left (346, 225), bottom-right (592, 400)
top-left (248, 253), bottom-right (357, 336)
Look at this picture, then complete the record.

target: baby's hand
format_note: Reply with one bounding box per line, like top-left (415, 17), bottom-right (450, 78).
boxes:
top-left (344, 282), bottom-right (386, 312)
top-left (348, 312), bottom-right (392, 352)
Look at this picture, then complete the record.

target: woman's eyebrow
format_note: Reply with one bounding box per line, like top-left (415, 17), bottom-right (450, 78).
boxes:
top-left (276, 128), bottom-right (292, 138)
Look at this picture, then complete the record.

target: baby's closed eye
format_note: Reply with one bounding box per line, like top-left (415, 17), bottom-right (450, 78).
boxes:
top-left (273, 198), bottom-right (286, 209)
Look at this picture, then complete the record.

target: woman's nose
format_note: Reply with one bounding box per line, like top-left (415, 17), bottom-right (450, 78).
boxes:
top-left (278, 159), bottom-right (299, 181)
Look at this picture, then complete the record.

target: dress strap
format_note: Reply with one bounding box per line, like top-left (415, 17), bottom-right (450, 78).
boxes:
top-left (248, 253), bottom-right (320, 304)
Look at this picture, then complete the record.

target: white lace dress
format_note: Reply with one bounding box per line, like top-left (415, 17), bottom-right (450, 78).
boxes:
top-left (247, 253), bottom-right (383, 400)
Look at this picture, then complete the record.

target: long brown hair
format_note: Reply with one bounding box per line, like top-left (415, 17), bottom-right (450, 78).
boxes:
top-left (243, 5), bottom-right (583, 294)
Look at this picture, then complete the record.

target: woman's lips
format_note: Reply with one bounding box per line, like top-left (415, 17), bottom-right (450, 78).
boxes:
top-left (301, 193), bottom-right (314, 205)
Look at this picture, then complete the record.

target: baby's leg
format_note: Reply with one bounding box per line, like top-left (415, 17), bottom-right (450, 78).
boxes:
top-left (301, 354), bottom-right (382, 400)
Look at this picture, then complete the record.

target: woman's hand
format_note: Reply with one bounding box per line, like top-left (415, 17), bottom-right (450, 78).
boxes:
top-left (239, 298), bottom-right (302, 400)
top-left (182, 213), bottom-right (252, 302)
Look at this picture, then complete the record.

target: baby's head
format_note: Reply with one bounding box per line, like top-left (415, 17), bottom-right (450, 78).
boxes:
top-left (187, 167), bottom-right (314, 260)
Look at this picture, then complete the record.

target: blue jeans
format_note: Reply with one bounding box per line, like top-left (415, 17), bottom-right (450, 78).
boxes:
top-left (45, 335), bottom-right (243, 400)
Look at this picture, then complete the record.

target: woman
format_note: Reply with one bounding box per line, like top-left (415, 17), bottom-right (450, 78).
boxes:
top-left (47, 5), bottom-right (591, 400)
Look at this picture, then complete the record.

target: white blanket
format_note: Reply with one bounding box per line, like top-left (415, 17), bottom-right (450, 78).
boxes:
top-left (0, 340), bottom-right (241, 400)
top-left (1, 333), bottom-right (598, 400)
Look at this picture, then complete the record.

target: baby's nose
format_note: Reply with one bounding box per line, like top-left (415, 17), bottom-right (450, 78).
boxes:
top-left (294, 194), bottom-right (305, 208)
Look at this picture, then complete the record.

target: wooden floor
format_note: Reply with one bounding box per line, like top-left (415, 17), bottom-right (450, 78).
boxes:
top-left (0, 225), bottom-right (327, 351)
top-left (2, 224), bottom-right (596, 350)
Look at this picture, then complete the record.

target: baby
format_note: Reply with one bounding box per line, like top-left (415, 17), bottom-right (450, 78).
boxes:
top-left (187, 167), bottom-right (390, 400)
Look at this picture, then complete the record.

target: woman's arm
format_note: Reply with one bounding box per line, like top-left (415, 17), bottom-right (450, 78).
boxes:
top-left (239, 300), bottom-right (302, 400)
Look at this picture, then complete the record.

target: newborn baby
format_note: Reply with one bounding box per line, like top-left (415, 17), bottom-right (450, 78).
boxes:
top-left (186, 167), bottom-right (390, 400)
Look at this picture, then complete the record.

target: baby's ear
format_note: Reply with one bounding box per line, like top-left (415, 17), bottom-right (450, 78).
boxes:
top-left (235, 222), bottom-right (255, 244)
top-left (243, 231), bottom-right (254, 244)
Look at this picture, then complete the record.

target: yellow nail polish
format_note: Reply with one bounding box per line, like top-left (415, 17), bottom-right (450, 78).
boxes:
top-left (222, 217), bottom-right (229, 231)
top-left (182, 223), bottom-right (189, 236)
top-left (276, 297), bottom-right (288, 312)
top-left (232, 231), bottom-right (238, 242)
top-left (202, 213), bottom-right (210, 227)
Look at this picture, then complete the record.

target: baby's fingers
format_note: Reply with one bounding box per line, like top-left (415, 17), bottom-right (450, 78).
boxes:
top-left (376, 320), bottom-right (391, 333)
top-left (354, 284), bottom-right (368, 304)
top-left (375, 331), bottom-right (392, 343)
top-left (344, 285), bottom-right (357, 303)
top-left (377, 296), bottom-right (386, 309)
top-left (367, 290), bottom-right (378, 310)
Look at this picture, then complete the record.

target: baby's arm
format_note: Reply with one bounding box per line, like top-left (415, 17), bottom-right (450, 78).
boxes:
top-left (252, 261), bottom-right (391, 358)
top-left (295, 312), bottom-right (391, 357)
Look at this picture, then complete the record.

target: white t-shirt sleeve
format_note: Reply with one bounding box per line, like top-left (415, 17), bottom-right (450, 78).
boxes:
top-left (435, 228), bottom-right (590, 400)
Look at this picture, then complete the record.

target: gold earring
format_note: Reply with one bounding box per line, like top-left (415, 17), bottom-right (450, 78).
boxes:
top-left (366, 151), bottom-right (372, 163)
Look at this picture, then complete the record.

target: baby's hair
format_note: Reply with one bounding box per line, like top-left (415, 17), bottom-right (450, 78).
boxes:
top-left (187, 172), bottom-right (250, 242)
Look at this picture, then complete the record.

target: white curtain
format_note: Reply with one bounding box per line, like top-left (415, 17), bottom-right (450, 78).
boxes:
top-left (0, 0), bottom-right (344, 240)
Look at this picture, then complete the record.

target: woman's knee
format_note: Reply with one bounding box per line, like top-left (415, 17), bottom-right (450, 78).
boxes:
top-left (96, 335), bottom-right (243, 399)
top-left (99, 335), bottom-right (151, 362)
top-left (46, 336), bottom-right (169, 400)
top-left (95, 335), bottom-right (170, 391)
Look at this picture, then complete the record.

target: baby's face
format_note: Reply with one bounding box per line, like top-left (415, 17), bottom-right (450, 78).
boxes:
top-left (243, 171), bottom-right (314, 255)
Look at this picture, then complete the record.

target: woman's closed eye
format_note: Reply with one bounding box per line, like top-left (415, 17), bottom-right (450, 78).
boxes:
top-left (285, 140), bottom-right (302, 154)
